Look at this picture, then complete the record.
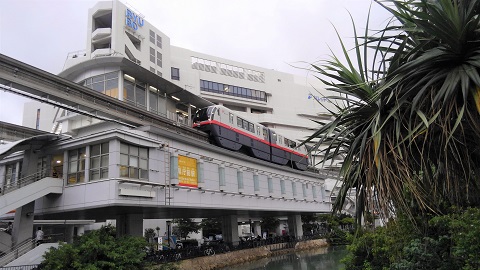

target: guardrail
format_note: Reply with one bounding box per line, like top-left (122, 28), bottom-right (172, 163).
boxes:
top-left (145, 233), bottom-right (327, 264)
top-left (0, 264), bottom-right (39, 270)
top-left (0, 239), bottom-right (35, 267)
top-left (1, 170), bottom-right (51, 196)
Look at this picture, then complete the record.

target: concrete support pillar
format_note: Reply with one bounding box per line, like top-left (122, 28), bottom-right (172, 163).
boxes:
top-left (76, 225), bottom-right (85, 236)
top-left (12, 202), bottom-right (35, 246)
top-left (65, 225), bottom-right (75, 243)
top-left (221, 215), bottom-right (239, 244)
top-left (253, 221), bottom-right (262, 237)
top-left (287, 214), bottom-right (303, 239)
top-left (116, 214), bottom-right (143, 237)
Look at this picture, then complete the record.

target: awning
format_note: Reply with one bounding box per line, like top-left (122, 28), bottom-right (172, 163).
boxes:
top-left (0, 134), bottom-right (65, 160)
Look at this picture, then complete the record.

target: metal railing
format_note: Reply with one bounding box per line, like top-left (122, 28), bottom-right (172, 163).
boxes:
top-left (145, 233), bottom-right (327, 264)
top-left (1, 170), bottom-right (52, 196)
top-left (0, 239), bottom-right (35, 267)
top-left (0, 264), bottom-right (39, 270)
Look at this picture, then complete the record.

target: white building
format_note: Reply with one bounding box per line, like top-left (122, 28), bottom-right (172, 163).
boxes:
top-left (56, 0), bottom-right (334, 146)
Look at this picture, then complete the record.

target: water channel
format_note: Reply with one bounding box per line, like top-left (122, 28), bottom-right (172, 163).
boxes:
top-left (222, 246), bottom-right (348, 270)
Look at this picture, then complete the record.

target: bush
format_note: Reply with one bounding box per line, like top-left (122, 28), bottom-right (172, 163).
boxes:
top-left (39, 224), bottom-right (147, 270)
top-left (344, 208), bottom-right (480, 270)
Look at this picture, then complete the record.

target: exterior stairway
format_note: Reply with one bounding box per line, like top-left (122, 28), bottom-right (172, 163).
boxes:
top-left (0, 171), bottom-right (63, 216)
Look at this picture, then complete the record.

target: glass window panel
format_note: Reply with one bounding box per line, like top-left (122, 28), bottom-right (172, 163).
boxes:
top-left (69, 161), bottom-right (77, 173)
top-left (149, 91), bottom-right (158, 112)
top-left (91, 145), bottom-right (100, 156)
top-left (237, 117), bottom-right (242, 127)
top-left (68, 174), bottom-right (77, 184)
top-left (105, 72), bottom-right (118, 80)
top-left (120, 143), bottom-right (128, 154)
top-left (91, 82), bottom-right (104, 92)
top-left (91, 157), bottom-right (100, 169)
top-left (156, 35), bottom-right (162, 48)
top-left (101, 168), bottom-right (108, 179)
top-left (139, 159), bottom-right (147, 169)
top-left (105, 79), bottom-right (118, 90)
top-left (78, 173), bottom-right (85, 183)
top-left (101, 155), bottom-right (109, 166)
top-left (136, 86), bottom-right (146, 106)
top-left (150, 47), bottom-right (155, 55)
top-left (130, 167), bottom-right (139, 178)
top-left (91, 170), bottom-right (100, 181)
top-left (92, 75), bottom-right (104, 83)
top-left (120, 154), bottom-right (128, 165)
top-left (208, 81), bottom-right (213, 89)
top-left (139, 148), bottom-right (148, 158)
top-left (140, 169), bottom-right (148, 179)
top-left (120, 166), bottom-right (128, 177)
top-left (130, 145), bottom-right (138, 156)
top-left (129, 156), bottom-right (138, 167)
top-left (79, 159), bottom-right (85, 171)
top-left (150, 55), bottom-right (155, 63)
top-left (124, 81), bottom-right (135, 103)
top-left (101, 143), bottom-right (109, 153)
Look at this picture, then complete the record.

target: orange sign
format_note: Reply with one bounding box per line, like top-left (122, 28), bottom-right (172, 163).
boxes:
top-left (178, 155), bottom-right (198, 187)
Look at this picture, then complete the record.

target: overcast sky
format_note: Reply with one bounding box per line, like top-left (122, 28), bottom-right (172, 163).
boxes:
top-left (0, 0), bottom-right (392, 125)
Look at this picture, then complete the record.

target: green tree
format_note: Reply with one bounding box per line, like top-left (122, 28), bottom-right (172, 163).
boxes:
top-left (200, 218), bottom-right (222, 238)
top-left (304, 0), bottom-right (480, 225)
top-left (40, 224), bottom-right (147, 270)
top-left (261, 217), bottom-right (280, 236)
top-left (172, 218), bottom-right (200, 240)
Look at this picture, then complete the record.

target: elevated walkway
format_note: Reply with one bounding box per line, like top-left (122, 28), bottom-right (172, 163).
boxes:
top-left (4, 242), bottom-right (58, 267)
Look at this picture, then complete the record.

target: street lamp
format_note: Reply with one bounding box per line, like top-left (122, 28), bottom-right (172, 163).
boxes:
top-left (166, 220), bottom-right (172, 249)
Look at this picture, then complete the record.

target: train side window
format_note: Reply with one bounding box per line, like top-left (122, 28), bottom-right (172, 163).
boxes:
top-left (256, 126), bottom-right (260, 136)
top-left (272, 132), bottom-right (277, 143)
top-left (249, 123), bottom-right (254, 133)
top-left (263, 128), bottom-right (268, 140)
top-left (229, 113), bottom-right (234, 124)
top-left (243, 120), bottom-right (248, 130)
top-left (237, 117), bottom-right (242, 128)
top-left (284, 138), bottom-right (288, 146)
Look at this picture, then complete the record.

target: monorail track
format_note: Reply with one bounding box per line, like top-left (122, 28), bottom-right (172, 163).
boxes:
top-left (0, 53), bottom-right (208, 142)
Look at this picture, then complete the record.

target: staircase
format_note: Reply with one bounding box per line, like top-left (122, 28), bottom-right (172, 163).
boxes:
top-left (0, 171), bottom-right (63, 216)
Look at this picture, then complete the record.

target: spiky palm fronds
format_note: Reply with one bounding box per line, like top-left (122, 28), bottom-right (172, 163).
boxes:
top-left (306, 0), bottom-right (480, 224)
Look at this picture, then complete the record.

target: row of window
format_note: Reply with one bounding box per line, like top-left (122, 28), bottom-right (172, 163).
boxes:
top-left (149, 47), bottom-right (162, 67)
top-left (200, 80), bottom-right (267, 102)
top-left (149, 30), bottom-right (162, 48)
top-left (191, 57), bottom-right (265, 83)
top-left (82, 72), bottom-right (119, 98)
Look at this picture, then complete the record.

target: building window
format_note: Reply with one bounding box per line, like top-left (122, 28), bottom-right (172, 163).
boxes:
top-left (280, 179), bottom-right (286, 195)
top-left (123, 74), bottom-right (146, 109)
top-left (68, 148), bottom-right (86, 184)
top-left (156, 52), bottom-right (162, 67)
top-left (268, 177), bottom-right (273, 193)
top-left (171, 67), bottom-right (180, 80)
top-left (157, 71), bottom-right (162, 77)
top-left (90, 142), bottom-right (109, 181)
top-left (83, 72), bottom-right (119, 98)
top-left (199, 79), bottom-right (267, 102)
top-left (292, 181), bottom-right (297, 196)
top-left (4, 163), bottom-right (17, 187)
top-left (156, 34), bottom-right (162, 48)
top-left (120, 143), bottom-right (148, 179)
top-left (149, 30), bottom-right (155, 43)
top-left (150, 67), bottom-right (155, 73)
top-left (150, 47), bottom-right (155, 63)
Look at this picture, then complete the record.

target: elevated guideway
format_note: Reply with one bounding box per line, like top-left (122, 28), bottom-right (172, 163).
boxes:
top-left (0, 172), bottom-right (63, 217)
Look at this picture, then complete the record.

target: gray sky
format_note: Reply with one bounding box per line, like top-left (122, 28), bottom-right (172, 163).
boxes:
top-left (0, 0), bottom-right (391, 125)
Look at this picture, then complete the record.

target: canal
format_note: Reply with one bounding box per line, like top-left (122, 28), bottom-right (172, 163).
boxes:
top-left (222, 246), bottom-right (348, 270)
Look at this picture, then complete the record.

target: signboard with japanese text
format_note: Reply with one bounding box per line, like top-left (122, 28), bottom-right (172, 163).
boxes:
top-left (178, 155), bottom-right (198, 187)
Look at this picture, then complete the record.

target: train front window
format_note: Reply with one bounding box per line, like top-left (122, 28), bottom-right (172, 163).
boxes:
top-left (193, 107), bottom-right (212, 122)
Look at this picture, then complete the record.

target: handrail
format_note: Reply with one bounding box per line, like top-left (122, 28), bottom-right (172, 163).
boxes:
top-left (1, 169), bottom-right (53, 196)
top-left (0, 239), bottom-right (35, 267)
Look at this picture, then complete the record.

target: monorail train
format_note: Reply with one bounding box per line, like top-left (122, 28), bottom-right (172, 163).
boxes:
top-left (192, 105), bottom-right (308, 171)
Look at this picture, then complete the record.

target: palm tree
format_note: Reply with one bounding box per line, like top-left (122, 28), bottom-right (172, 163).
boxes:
top-left (305, 0), bottom-right (480, 225)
